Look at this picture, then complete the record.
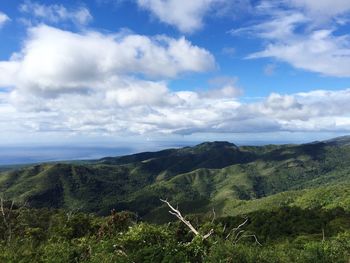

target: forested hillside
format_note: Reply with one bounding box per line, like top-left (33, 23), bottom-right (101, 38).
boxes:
top-left (1, 138), bottom-right (350, 220)
top-left (1, 137), bottom-right (350, 262)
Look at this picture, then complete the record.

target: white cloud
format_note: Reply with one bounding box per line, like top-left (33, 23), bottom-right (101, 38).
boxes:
top-left (232, 11), bottom-right (308, 39)
top-left (288, 0), bottom-right (350, 18)
top-left (206, 76), bottom-right (243, 98)
top-left (0, 12), bottom-right (10, 28)
top-left (19, 1), bottom-right (92, 26)
top-left (244, 89), bottom-right (350, 132)
top-left (2, 77), bottom-right (350, 136)
top-left (170, 88), bottom-right (350, 134)
top-left (249, 29), bottom-right (350, 77)
top-left (234, 1), bottom-right (350, 77)
top-left (104, 79), bottom-right (180, 107)
top-left (0, 25), bottom-right (214, 97)
top-left (1, 23), bottom-right (350, 138)
top-left (2, 73), bottom-right (350, 136)
top-left (137, 0), bottom-right (234, 33)
top-left (263, 64), bottom-right (277, 76)
top-left (0, 25), bottom-right (226, 135)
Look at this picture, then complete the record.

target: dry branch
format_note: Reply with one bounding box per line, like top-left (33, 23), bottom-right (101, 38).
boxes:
top-left (224, 217), bottom-right (262, 246)
top-left (225, 218), bottom-right (248, 239)
top-left (160, 199), bottom-right (213, 239)
top-left (0, 197), bottom-right (27, 244)
top-left (0, 197), bottom-right (15, 243)
top-left (211, 208), bottom-right (216, 224)
top-left (235, 234), bottom-right (262, 246)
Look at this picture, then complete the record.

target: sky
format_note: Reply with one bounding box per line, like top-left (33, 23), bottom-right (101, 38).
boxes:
top-left (1, 0), bottom-right (350, 150)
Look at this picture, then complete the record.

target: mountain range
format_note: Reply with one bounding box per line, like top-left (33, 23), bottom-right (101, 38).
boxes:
top-left (1, 136), bottom-right (350, 222)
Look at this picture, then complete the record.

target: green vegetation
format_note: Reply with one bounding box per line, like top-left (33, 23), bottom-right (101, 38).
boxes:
top-left (0, 205), bottom-right (349, 262)
top-left (1, 136), bottom-right (350, 261)
top-left (1, 139), bottom-right (350, 220)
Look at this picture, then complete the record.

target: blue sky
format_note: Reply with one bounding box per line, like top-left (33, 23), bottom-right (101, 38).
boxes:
top-left (1, 0), bottom-right (350, 148)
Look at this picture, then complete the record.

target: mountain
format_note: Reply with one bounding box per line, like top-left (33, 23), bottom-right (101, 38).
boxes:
top-left (324, 135), bottom-right (350, 146)
top-left (1, 137), bottom-right (350, 221)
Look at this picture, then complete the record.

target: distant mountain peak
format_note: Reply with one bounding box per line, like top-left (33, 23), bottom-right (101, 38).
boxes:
top-left (180, 141), bottom-right (239, 154)
top-left (194, 141), bottom-right (238, 149)
top-left (324, 135), bottom-right (350, 146)
top-left (197, 141), bottom-right (237, 147)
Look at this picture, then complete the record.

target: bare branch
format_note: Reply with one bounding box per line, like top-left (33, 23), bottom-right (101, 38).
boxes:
top-left (203, 229), bottom-right (214, 239)
top-left (0, 197), bottom-right (17, 244)
top-left (236, 218), bottom-right (249, 230)
top-left (222, 224), bottom-right (226, 233)
top-left (161, 199), bottom-right (199, 236)
top-left (322, 228), bottom-right (325, 243)
top-left (235, 234), bottom-right (262, 246)
top-left (8, 201), bottom-right (14, 220)
top-left (0, 198), bottom-right (4, 216)
top-left (225, 218), bottom-right (248, 239)
top-left (160, 199), bottom-right (213, 239)
top-left (233, 230), bottom-right (245, 243)
top-left (0, 197), bottom-right (8, 227)
top-left (211, 208), bottom-right (216, 224)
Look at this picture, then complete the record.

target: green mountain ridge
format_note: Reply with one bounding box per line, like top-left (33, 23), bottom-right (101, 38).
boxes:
top-left (1, 138), bottom-right (350, 221)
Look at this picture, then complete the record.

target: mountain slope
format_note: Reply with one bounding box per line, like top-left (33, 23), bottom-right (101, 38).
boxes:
top-left (0, 138), bottom-right (349, 220)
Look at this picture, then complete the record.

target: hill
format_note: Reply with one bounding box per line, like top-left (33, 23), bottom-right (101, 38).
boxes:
top-left (0, 137), bottom-right (350, 221)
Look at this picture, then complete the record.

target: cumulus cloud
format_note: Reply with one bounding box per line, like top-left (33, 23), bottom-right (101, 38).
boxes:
top-left (0, 25), bottom-right (214, 97)
top-left (153, 88), bottom-right (350, 134)
top-left (1, 22), bottom-right (350, 137)
top-left (137, 0), bottom-right (239, 33)
top-left (2, 82), bottom-right (350, 136)
top-left (19, 1), bottom-right (92, 26)
top-left (104, 79), bottom-right (180, 107)
top-left (0, 25), bottom-right (227, 135)
top-left (140, 88), bottom-right (350, 133)
top-left (243, 89), bottom-right (350, 132)
top-left (2, 76), bottom-right (350, 136)
top-left (0, 12), bottom-right (10, 28)
top-left (206, 76), bottom-right (243, 98)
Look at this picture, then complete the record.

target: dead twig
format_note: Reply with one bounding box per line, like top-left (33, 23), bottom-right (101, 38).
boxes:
top-left (225, 218), bottom-right (248, 239)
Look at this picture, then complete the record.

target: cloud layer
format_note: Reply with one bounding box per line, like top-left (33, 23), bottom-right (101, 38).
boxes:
top-left (1, 2), bottom-right (350, 140)
top-left (0, 25), bottom-right (229, 135)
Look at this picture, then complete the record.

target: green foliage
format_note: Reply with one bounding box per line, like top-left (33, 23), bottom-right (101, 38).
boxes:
top-left (0, 205), bottom-right (349, 262)
top-left (1, 139), bottom-right (350, 261)
top-left (1, 140), bottom-right (350, 221)
top-left (97, 210), bottom-right (137, 238)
